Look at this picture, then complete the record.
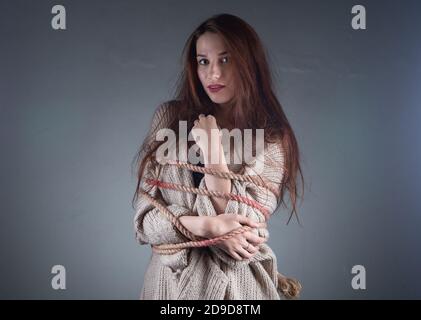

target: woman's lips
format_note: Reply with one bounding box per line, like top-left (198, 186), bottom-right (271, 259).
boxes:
top-left (208, 85), bottom-right (225, 93)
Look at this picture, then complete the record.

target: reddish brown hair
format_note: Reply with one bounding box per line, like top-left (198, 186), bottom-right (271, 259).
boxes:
top-left (132, 13), bottom-right (304, 223)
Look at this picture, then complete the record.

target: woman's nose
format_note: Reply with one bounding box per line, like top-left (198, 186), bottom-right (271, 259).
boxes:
top-left (208, 63), bottom-right (221, 80)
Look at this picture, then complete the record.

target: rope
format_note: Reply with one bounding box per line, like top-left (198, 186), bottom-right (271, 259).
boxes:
top-left (139, 160), bottom-right (301, 299)
top-left (139, 189), bottom-right (200, 241)
top-left (163, 159), bottom-right (281, 197)
top-left (145, 179), bottom-right (270, 220)
top-left (152, 226), bottom-right (253, 255)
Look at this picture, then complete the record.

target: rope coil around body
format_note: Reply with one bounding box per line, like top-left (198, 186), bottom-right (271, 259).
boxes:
top-left (145, 179), bottom-right (270, 220)
top-left (139, 160), bottom-right (301, 298)
top-left (139, 188), bottom-right (254, 255)
top-left (164, 159), bottom-right (281, 198)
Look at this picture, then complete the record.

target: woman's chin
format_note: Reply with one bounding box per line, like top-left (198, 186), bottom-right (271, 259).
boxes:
top-left (209, 97), bottom-right (233, 106)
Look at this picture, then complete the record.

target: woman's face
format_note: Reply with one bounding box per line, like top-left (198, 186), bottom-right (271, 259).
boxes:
top-left (196, 32), bottom-right (235, 107)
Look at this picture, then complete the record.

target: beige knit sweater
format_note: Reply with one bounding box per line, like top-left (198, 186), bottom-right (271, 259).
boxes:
top-left (134, 101), bottom-right (287, 300)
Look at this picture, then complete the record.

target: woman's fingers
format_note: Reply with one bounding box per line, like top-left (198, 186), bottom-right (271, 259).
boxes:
top-left (236, 215), bottom-right (261, 228)
top-left (244, 242), bottom-right (259, 254)
top-left (231, 251), bottom-right (243, 261)
top-left (243, 231), bottom-right (267, 246)
top-left (236, 216), bottom-right (268, 233)
top-left (220, 246), bottom-right (243, 261)
top-left (237, 246), bottom-right (254, 259)
top-left (217, 238), bottom-right (261, 261)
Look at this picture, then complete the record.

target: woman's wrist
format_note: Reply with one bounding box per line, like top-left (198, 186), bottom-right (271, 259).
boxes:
top-left (203, 142), bottom-right (226, 165)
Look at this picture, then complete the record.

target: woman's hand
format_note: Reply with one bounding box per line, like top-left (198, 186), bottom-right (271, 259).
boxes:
top-left (191, 114), bottom-right (222, 162)
top-left (179, 214), bottom-right (268, 260)
top-left (209, 214), bottom-right (268, 261)
top-left (214, 230), bottom-right (268, 261)
top-left (209, 214), bottom-right (263, 237)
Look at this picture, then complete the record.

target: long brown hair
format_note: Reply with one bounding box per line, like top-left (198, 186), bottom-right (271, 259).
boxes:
top-left (132, 13), bottom-right (304, 223)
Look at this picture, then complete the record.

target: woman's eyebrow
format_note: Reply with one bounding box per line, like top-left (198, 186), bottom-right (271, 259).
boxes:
top-left (196, 51), bottom-right (228, 57)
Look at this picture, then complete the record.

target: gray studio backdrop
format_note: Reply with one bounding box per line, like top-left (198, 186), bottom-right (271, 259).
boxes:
top-left (1, 0), bottom-right (420, 299)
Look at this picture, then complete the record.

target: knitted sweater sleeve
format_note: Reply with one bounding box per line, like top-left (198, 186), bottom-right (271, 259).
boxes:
top-left (225, 142), bottom-right (285, 225)
top-left (133, 102), bottom-right (194, 271)
top-left (194, 141), bottom-right (285, 267)
top-left (133, 161), bottom-right (193, 246)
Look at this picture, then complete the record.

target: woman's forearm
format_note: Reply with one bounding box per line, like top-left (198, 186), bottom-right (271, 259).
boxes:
top-left (179, 215), bottom-right (215, 238)
top-left (178, 146), bottom-right (230, 239)
top-left (204, 145), bottom-right (231, 213)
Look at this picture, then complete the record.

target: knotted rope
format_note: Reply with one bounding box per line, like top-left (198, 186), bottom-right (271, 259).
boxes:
top-left (139, 159), bottom-right (301, 299)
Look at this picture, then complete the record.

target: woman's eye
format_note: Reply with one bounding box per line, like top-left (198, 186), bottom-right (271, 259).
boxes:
top-left (198, 57), bottom-right (228, 66)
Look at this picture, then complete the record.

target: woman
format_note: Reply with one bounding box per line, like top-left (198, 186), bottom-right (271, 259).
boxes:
top-left (132, 13), bottom-right (304, 300)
